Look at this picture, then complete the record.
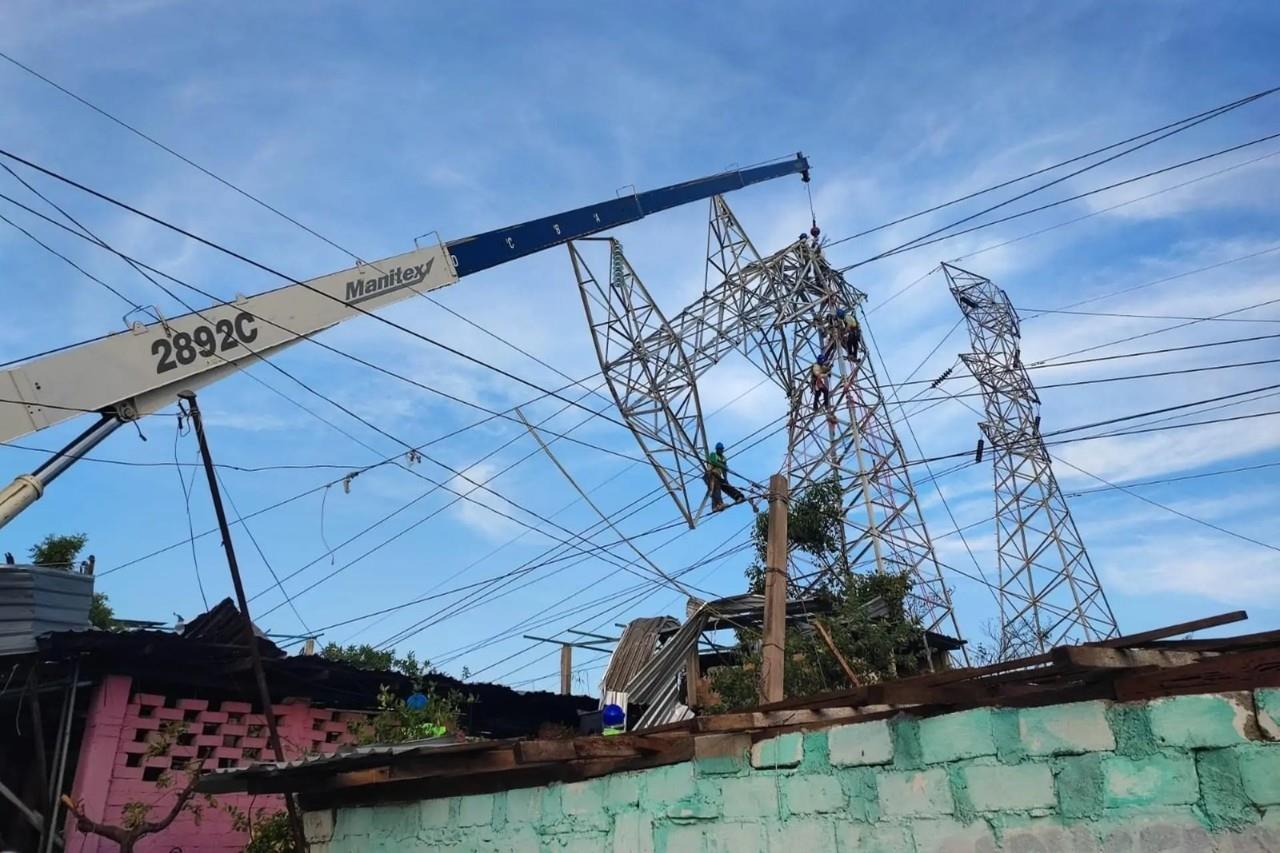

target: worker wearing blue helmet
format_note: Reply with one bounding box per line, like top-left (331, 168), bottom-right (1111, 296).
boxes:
top-left (705, 441), bottom-right (752, 512)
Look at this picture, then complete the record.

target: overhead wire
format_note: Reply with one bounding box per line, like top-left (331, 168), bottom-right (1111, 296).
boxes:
top-left (824, 85), bottom-right (1280, 251)
top-left (0, 184), bottom-right (681, 608)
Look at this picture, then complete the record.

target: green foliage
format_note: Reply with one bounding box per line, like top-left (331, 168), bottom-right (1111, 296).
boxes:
top-left (240, 810), bottom-right (295, 853)
top-left (711, 478), bottom-right (934, 711)
top-left (320, 642), bottom-right (426, 682)
top-left (29, 532), bottom-right (88, 568)
top-left (351, 683), bottom-right (469, 745)
top-left (89, 592), bottom-right (116, 630)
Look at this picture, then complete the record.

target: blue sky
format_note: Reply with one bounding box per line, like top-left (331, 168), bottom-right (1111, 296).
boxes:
top-left (1, 1), bottom-right (1278, 692)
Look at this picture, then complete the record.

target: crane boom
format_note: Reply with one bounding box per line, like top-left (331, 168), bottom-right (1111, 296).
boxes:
top-left (0, 154), bottom-right (809, 527)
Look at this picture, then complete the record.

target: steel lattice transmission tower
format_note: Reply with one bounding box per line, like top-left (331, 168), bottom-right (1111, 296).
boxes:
top-left (569, 238), bottom-right (709, 528)
top-left (568, 198), bottom-right (962, 641)
top-left (766, 241), bottom-right (961, 640)
top-left (943, 262), bottom-right (1119, 656)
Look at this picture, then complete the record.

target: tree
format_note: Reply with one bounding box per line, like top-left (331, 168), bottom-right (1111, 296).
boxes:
top-left (29, 532), bottom-right (88, 568)
top-left (29, 533), bottom-right (118, 630)
top-left (320, 642), bottom-right (425, 681)
top-left (708, 477), bottom-right (934, 711)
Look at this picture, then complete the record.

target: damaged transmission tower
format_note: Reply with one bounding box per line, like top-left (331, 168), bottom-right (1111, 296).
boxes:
top-left (944, 262), bottom-right (1119, 656)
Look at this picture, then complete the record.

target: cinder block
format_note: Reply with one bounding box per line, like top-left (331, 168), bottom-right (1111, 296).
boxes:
top-left (302, 809), bottom-right (334, 844)
top-left (834, 821), bottom-right (912, 853)
top-left (134, 693), bottom-right (166, 706)
top-left (175, 698), bottom-right (209, 711)
top-left (1056, 753), bottom-right (1105, 819)
top-left (562, 779), bottom-right (605, 816)
top-left (658, 823), bottom-right (705, 853)
top-left (457, 793), bottom-right (493, 826)
top-left (828, 720), bottom-right (893, 766)
top-left (1102, 753), bottom-right (1198, 807)
top-left (783, 774), bottom-right (844, 814)
top-left (961, 762), bottom-right (1055, 811)
top-left (909, 817), bottom-right (996, 853)
top-left (751, 732), bottom-right (803, 768)
top-left (1237, 744), bottom-right (1280, 806)
top-left (1256, 689), bottom-right (1280, 740)
top-left (703, 822), bottom-right (765, 853)
top-left (765, 817), bottom-right (835, 850)
top-left (1019, 700), bottom-right (1115, 756)
top-left (219, 700), bottom-right (252, 714)
top-left (643, 762), bottom-right (697, 805)
top-left (720, 775), bottom-right (778, 819)
top-left (418, 797), bottom-right (450, 828)
top-left (335, 806), bottom-right (372, 837)
top-left (606, 772), bottom-right (641, 810)
top-left (1147, 693), bottom-right (1250, 748)
top-left (505, 786), bottom-right (541, 824)
top-left (196, 710), bottom-right (229, 723)
top-left (695, 733), bottom-right (749, 775)
top-left (997, 818), bottom-right (1100, 852)
top-left (918, 708), bottom-right (995, 764)
top-left (154, 707), bottom-right (185, 721)
top-left (878, 768), bottom-right (953, 817)
top-left (611, 811), bottom-right (654, 853)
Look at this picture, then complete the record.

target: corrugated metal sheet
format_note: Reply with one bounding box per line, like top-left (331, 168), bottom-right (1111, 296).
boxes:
top-left (0, 565), bottom-right (93, 655)
top-left (600, 616), bottom-right (678, 694)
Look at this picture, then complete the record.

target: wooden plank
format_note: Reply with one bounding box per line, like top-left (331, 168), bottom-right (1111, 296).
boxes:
top-left (1091, 611), bottom-right (1247, 648)
top-left (515, 740), bottom-right (576, 763)
top-left (298, 737), bottom-right (695, 811)
top-left (1144, 628), bottom-right (1280, 652)
top-left (1053, 646), bottom-right (1210, 670)
top-left (1113, 646), bottom-right (1280, 702)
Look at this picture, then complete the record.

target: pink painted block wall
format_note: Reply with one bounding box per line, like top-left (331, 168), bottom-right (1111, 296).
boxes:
top-left (64, 676), bottom-right (369, 852)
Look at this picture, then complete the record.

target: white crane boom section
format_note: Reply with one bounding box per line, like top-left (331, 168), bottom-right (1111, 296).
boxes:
top-left (0, 243), bottom-right (455, 443)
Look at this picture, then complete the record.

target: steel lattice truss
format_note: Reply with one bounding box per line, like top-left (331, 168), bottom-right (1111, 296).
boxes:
top-left (570, 239), bottom-right (709, 528)
top-left (943, 262), bottom-right (1119, 656)
top-left (765, 242), bottom-right (959, 639)
top-left (569, 197), bottom-right (962, 640)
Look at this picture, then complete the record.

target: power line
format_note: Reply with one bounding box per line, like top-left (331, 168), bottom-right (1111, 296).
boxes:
top-left (1050, 454), bottom-right (1280, 555)
top-left (1019, 308), bottom-right (1280, 323)
top-left (894, 357), bottom-right (1280, 405)
top-left (0, 189), bottom-right (672, 604)
top-left (824, 85), bottom-right (1280, 251)
top-left (1063, 460), bottom-right (1280, 498)
top-left (950, 149), bottom-right (1280, 265)
top-left (0, 149), bottom-right (650, 444)
top-left (829, 96), bottom-right (1280, 266)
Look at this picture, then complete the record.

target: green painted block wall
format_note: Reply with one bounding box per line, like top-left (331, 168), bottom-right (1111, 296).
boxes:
top-left (306, 688), bottom-right (1280, 851)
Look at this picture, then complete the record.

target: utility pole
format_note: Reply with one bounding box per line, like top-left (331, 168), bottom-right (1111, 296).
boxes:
top-left (760, 473), bottom-right (789, 703)
top-left (180, 391), bottom-right (307, 853)
top-left (560, 644), bottom-right (572, 696)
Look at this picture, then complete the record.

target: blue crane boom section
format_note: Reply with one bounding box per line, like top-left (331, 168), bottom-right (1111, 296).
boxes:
top-left (446, 153), bottom-right (810, 278)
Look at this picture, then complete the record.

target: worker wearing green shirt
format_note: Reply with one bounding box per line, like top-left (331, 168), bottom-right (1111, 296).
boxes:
top-left (704, 442), bottom-right (751, 512)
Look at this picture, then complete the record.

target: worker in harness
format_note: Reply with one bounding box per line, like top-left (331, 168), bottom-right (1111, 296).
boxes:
top-left (705, 442), bottom-right (754, 513)
top-left (837, 307), bottom-right (861, 363)
top-left (810, 354), bottom-right (831, 411)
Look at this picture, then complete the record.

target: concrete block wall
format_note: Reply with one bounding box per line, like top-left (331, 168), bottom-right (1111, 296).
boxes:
top-left (312, 689), bottom-right (1280, 852)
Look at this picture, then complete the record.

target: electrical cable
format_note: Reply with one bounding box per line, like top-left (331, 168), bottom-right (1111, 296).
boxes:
top-left (824, 85), bottom-right (1280, 251)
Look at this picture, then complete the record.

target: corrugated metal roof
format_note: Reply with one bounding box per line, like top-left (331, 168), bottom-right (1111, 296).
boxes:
top-left (0, 565), bottom-right (93, 655)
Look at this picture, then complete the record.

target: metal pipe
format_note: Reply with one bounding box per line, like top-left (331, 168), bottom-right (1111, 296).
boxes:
top-left (41, 662), bottom-right (77, 853)
top-left (0, 415), bottom-right (123, 529)
top-left (180, 391), bottom-right (307, 852)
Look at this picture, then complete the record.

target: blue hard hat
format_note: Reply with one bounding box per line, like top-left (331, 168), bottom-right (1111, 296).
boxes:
top-left (817, 354), bottom-right (827, 364)
top-left (406, 692), bottom-right (428, 711)
top-left (836, 307), bottom-right (847, 318)
top-left (715, 442), bottom-right (724, 453)
top-left (602, 704), bottom-right (625, 727)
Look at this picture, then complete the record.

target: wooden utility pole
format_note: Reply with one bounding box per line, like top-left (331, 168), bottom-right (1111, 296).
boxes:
top-left (180, 392), bottom-right (307, 853)
top-left (560, 644), bottom-right (572, 695)
top-left (760, 473), bottom-right (789, 703)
